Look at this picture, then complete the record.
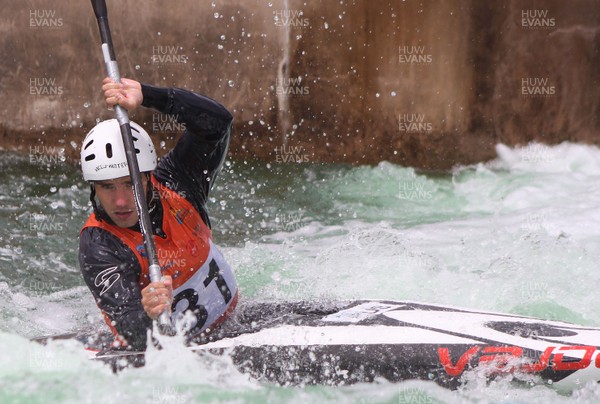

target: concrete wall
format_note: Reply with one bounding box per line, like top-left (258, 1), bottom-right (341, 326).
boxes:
top-left (2, 0), bottom-right (599, 169)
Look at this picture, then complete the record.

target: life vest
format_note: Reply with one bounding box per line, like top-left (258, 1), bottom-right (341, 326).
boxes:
top-left (82, 176), bottom-right (238, 339)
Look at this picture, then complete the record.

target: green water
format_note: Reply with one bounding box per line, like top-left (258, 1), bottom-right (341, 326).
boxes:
top-left (2, 142), bottom-right (600, 403)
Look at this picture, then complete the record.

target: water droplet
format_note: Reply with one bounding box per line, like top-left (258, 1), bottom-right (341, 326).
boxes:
top-left (135, 65), bottom-right (141, 70)
top-left (217, 44), bottom-right (224, 50)
top-left (228, 80), bottom-right (235, 87)
top-left (391, 91), bottom-right (397, 96)
top-left (324, 22), bottom-right (329, 29)
top-left (220, 34), bottom-right (226, 40)
top-left (50, 186), bottom-right (57, 193)
top-left (375, 92), bottom-right (380, 98)
top-left (83, 102), bottom-right (90, 108)
top-left (214, 12), bottom-right (220, 18)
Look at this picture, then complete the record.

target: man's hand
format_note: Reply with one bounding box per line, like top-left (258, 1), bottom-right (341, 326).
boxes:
top-left (102, 77), bottom-right (143, 112)
top-left (141, 275), bottom-right (173, 320)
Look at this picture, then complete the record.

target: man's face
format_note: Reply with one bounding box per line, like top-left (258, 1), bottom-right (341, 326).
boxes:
top-left (94, 175), bottom-right (149, 228)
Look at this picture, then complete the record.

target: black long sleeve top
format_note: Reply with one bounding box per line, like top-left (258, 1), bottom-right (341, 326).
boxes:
top-left (78, 84), bottom-right (233, 350)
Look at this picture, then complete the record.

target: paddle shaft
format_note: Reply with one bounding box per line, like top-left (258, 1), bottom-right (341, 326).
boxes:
top-left (90, 0), bottom-right (171, 333)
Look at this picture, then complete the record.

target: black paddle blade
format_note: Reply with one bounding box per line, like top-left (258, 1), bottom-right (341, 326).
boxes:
top-left (91, 0), bottom-right (108, 19)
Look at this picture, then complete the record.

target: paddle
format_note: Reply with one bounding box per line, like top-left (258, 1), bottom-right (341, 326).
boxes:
top-left (90, 0), bottom-right (172, 334)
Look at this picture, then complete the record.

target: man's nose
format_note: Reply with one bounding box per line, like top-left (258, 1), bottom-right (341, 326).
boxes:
top-left (114, 186), bottom-right (133, 206)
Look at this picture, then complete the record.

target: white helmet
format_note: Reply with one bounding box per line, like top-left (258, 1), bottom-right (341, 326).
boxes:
top-left (81, 119), bottom-right (157, 181)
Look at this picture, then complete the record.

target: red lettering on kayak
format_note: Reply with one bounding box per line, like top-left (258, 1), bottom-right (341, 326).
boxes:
top-left (553, 346), bottom-right (595, 371)
top-left (438, 345), bottom-right (599, 377)
top-left (479, 346), bottom-right (523, 370)
top-left (438, 346), bottom-right (480, 377)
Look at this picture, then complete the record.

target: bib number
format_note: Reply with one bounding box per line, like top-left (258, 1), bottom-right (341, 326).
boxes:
top-left (171, 259), bottom-right (233, 332)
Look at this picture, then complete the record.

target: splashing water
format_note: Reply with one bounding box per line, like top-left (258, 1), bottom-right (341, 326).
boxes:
top-left (2, 142), bottom-right (600, 403)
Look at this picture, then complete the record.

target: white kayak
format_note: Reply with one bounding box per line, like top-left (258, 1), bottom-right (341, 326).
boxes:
top-left (70, 299), bottom-right (600, 391)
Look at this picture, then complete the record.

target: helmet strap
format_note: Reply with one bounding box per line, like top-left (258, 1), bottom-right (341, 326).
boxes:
top-left (89, 183), bottom-right (110, 223)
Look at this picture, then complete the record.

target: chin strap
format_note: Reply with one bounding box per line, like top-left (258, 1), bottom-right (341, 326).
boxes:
top-left (89, 183), bottom-right (103, 220)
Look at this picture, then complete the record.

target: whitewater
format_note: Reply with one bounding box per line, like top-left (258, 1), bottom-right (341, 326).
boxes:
top-left (1, 141), bottom-right (600, 403)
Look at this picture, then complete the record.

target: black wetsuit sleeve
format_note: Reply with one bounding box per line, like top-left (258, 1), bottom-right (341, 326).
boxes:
top-left (79, 226), bottom-right (151, 350)
top-left (141, 84), bottom-right (233, 228)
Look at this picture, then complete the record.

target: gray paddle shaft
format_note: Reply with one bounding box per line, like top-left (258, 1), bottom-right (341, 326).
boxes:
top-left (92, 2), bottom-right (172, 334)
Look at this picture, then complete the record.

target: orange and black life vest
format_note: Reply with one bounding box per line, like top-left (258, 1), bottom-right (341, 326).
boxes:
top-left (82, 176), bottom-right (238, 338)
